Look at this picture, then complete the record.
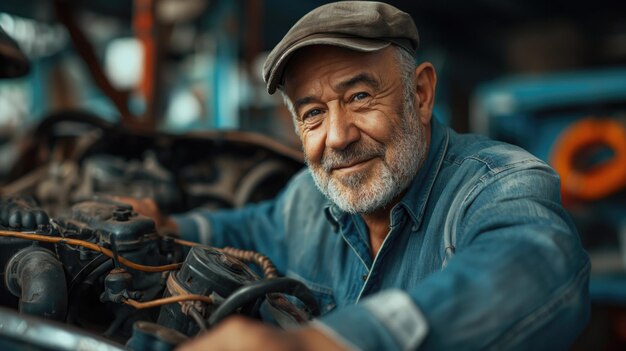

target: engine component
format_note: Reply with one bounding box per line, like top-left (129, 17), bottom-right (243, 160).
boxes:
top-left (0, 307), bottom-right (125, 351)
top-left (54, 199), bottom-right (165, 276)
top-left (4, 247), bottom-right (67, 321)
top-left (219, 246), bottom-right (278, 278)
top-left (0, 196), bottom-right (49, 231)
top-left (72, 153), bottom-right (181, 210)
top-left (60, 200), bottom-right (155, 247)
top-left (126, 321), bottom-right (188, 351)
top-left (0, 196), bottom-right (54, 310)
top-left (48, 199), bottom-right (178, 338)
top-left (101, 268), bottom-right (139, 304)
top-left (157, 246), bottom-right (259, 336)
top-left (208, 277), bottom-right (320, 326)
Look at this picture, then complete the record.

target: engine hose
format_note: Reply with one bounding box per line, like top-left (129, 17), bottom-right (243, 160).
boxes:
top-left (5, 247), bottom-right (68, 321)
top-left (67, 258), bottom-right (114, 326)
top-left (207, 277), bottom-right (320, 326)
top-left (219, 247), bottom-right (278, 279)
top-left (173, 238), bottom-right (278, 279)
top-left (188, 307), bottom-right (207, 332)
top-left (0, 230), bottom-right (181, 272)
top-left (68, 254), bottom-right (111, 293)
top-left (122, 295), bottom-right (214, 310)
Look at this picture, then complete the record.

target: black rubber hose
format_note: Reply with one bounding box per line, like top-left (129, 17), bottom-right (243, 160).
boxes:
top-left (66, 258), bottom-right (114, 326)
top-left (84, 259), bottom-right (115, 284)
top-left (5, 247), bottom-right (68, 321)
top-left (207, 277), bottom-right (319, 326)
top-left (68, 254), bottom-right (110, 293)
top-left (188, 307), bottom-right (207, 332)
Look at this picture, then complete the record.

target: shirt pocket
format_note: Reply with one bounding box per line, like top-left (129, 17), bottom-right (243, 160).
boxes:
top-left (286, 270), bottom-right (337, 315)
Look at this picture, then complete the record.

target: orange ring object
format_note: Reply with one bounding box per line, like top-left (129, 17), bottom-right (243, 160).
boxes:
top-left (551, 117), bottom-right (626, 202)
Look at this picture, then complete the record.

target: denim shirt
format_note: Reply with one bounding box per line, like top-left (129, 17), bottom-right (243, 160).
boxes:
top-left (174, 120), bottom-right (590, 351)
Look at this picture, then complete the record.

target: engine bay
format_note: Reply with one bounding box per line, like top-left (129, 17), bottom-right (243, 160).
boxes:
top-left (0, 111), bottom-right (314, 350)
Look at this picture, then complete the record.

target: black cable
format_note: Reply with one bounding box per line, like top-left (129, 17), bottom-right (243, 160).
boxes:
top-left (207, 277), bottom-right (319, 326)
top-left (188, 307), bottom-right (207, 333)
top-left (68, 254), bottom-right (110, 293)
top-left (84, 259), bottom-right (115, 285)
top-left (66, 259), bottom-right (113, 325)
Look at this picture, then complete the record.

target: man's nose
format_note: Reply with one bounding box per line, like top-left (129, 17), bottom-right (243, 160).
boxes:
top-left (325, 106), bottom-right (360, 150)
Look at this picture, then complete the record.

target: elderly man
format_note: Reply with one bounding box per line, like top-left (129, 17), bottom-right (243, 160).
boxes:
top-left (164, 1), bottom-right (591, 350)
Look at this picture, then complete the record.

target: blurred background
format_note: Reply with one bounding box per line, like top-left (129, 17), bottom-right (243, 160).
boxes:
top-left (0, 0), bottom-right (626, 349)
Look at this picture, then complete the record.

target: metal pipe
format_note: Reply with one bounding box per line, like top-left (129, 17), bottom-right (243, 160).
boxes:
top-left (5, 247), bottom-right (68, 321)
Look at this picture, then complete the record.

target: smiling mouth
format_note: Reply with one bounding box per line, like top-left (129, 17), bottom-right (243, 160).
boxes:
top-left (332, 157), bottom-right (376, 173)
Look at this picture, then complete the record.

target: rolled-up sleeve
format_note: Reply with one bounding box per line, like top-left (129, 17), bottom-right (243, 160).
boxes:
top-left (172, 190), bottom-right (291, 272)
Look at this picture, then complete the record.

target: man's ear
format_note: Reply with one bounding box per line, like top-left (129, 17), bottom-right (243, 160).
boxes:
top-left (413, 62), bottom-right (437, 125)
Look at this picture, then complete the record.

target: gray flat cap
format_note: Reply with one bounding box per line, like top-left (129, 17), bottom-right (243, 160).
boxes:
top-left (263, 1), bottom-right (419, 94)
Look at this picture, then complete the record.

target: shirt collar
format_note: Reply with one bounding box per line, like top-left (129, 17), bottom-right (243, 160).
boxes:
top-left (323, 118), bottom-right (449, 232)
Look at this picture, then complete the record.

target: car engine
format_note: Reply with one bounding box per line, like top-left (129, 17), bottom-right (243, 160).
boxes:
top-left (0, 111), bottom-right (316, 351)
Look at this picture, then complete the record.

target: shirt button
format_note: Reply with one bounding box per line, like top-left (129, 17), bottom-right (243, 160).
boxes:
top-left (412, 224), bottom-right (418, 232)
top-left (362, 274), bottom-right (368, 281)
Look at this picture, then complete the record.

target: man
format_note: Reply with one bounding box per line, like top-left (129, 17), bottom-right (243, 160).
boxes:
top-left (147, 2), bottom-right (590, 350)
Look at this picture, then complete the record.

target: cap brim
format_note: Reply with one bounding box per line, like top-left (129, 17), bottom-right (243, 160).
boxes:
top-left (265, 35), bottom-right (390, 94)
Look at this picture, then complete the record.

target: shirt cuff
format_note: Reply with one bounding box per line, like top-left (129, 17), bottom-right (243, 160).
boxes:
top-left (171, 211), bottom-right (213, 245)
top-left (316, 289), bottom-right (428, 351)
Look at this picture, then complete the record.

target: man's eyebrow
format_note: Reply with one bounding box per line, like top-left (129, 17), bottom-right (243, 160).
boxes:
top-left (334, 73), bottom-right (379, 92)
top-left (292, 73), bottom-right (379, 113)
top-left (293, 96), bottom-right (316, 114)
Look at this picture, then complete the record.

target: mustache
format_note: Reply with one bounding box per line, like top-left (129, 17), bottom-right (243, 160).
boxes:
top-left (321, 141), bottom-right (385, 172)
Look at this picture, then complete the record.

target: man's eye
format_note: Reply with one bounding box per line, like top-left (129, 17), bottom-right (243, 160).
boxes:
top-left (351, 92), bottom-right (370, 102)
top-left (303, 108), bottom-right (323, 120)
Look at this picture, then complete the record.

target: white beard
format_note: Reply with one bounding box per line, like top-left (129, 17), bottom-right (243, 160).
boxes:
top-left (306, 100), bottom-right (428, 214)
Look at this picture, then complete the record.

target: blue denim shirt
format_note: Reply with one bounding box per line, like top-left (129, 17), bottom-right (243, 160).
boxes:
top-left (174, 120), bottom-right (590, 351)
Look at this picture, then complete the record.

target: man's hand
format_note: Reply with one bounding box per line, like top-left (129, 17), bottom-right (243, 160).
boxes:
top-left (176, 316), bottom-right (349, 351)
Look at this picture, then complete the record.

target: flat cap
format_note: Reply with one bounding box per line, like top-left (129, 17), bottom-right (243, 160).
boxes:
top-left (263, 1), bottom-right (419, 94)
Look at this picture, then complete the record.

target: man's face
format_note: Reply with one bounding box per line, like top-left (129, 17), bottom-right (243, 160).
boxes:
top-left (283, 46), bottom-right (432, 214)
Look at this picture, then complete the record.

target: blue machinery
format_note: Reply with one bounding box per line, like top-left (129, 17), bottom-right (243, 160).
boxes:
top-left (473, 68), bottom-right (626, 303)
